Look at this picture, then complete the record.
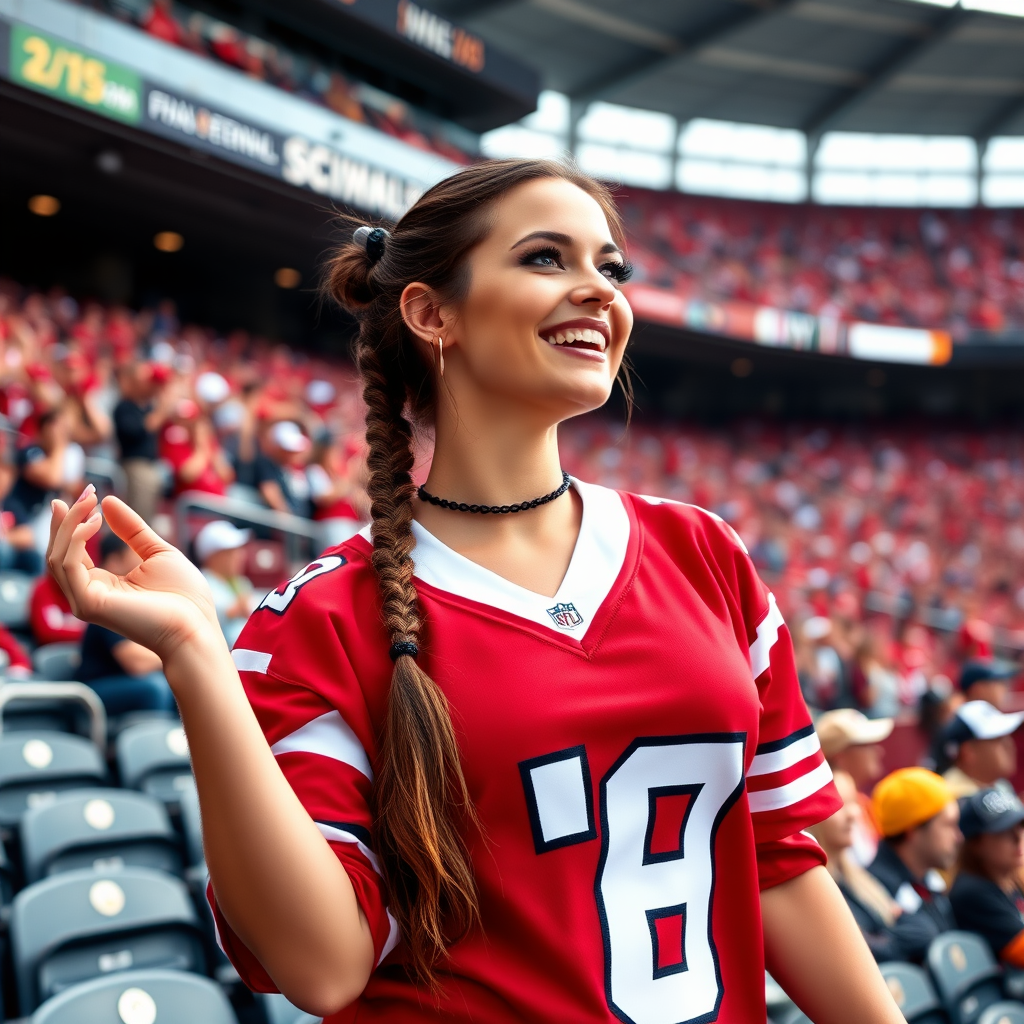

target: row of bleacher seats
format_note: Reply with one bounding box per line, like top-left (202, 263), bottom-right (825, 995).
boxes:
top-left (0, 688), bottom-right (318, 1024)
top-left (769, 932), bottom-right (1024, 1024)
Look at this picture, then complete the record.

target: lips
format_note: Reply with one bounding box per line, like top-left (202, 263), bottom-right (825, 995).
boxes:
top-left (540, 318), bottom-right (610, 353)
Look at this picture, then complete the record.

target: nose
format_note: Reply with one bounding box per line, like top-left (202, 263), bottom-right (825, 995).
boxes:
top-left (568, 266), bottom-right (616, 308)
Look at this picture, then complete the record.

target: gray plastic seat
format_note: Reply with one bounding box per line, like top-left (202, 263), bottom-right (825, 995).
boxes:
top-left (881, 961), bottom-right (948, 1024)
top-left (928, 932), bottom-right (1004, 1024)
top-left (31, 644), bottom-right (83, 683)
top-left (0, 572), bottom-right (33, 629)
top-left (979, 1003), bottom-right (1024, 1024)
top-left (0, 731), bottom-right (107, 829)
top-left (116, 720), bottom-right (192, 808)
top-left (262, 992), bottom-right (322, 1024)
top-left (31, 968), bottom-right (237, 1024)
top-left (11, 866), bottom-right (206, 1013)
top-left (178, 781), bottom-right (204, 868)
top-left (21, 789), bottom-right (182, 882)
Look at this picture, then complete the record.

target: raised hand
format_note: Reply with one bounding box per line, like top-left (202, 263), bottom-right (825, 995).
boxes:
top-left (47, 487), bottom-right (225, 664)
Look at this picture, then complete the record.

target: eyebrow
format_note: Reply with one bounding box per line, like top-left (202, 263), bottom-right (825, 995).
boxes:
top-left (510, 230), bottom-right (621, 255)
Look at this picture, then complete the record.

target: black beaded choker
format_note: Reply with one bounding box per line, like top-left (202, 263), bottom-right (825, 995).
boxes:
top-left (417, 471), bottom-right (571, 514)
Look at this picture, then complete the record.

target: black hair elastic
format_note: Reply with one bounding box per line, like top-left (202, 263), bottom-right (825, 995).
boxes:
top-left (352, 225), bottom-right (389, 265)
top-left (389, 640), bottom-right (419, 661)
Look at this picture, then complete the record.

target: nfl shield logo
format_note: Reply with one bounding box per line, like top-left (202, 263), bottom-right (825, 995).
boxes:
top-left (546, 602), bottom-right (584, 630)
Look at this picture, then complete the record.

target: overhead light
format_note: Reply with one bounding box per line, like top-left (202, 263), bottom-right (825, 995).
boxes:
top-left (153, 231), bottom-right (184, 252)
top-left (963, 0), bottom-right (1024, 14)
top-left (274, 267), bottom-right (301, 288)
top-left (96, 150), bottom-right (123, 174)
top-left (28, 195), bottom-right (60, 216)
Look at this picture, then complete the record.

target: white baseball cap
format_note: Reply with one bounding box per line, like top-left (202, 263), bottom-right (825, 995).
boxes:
top-left (195, 520), bottom-right (251, 563)
top-left (270, 420), bottom-right (310, 453)
top-left (196, 371), bottom-right (230, 404)
top-left (947, 700), bottom-right (1024, 742)
top-left (816, 709), bottom-right (894, 758)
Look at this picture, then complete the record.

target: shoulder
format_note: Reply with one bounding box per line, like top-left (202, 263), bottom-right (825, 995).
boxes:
top-left (621, 489), bottom-right (749, 555)
top-left (232, 537), bottom-right (381, 686)
top-left (950, 871), bottom-right (1002, 907)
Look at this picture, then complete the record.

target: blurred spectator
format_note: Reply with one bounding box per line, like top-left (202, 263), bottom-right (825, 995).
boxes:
top-left (950, 787), bottom-right (1024, 968)
top-left (940, 700), bottom-right (1024, 799)
top-left (869, 768), bottom-right (961, 962)
top-left (256, 421), bottom-right (312, 518)
top-left (162, 401), bottom-right (233, 497)
top-left (195, 520), bottom-right (255, 647)
top-left (51, 347), bottom-right (112, 448)
top-left (852, 631), bottom-right (902, 719)
top-left (142, 0), bottom-right (183, 46)
top-left (0, 624), bottom-right (32, 678)
top-left (309, 433), bottom-right (365, 547)
top-left (807, 770), bottom-right (904, 962)
top-left (113, 362), bottom-right (175, 525)
top-left (817, 708), bottom-right (893, 864)
top-left (798, 616), bottom-right (852, 710)
top-left (78, 535), bottom-right (176, 715)
top-left (959, 659), bottom-right (1020, 710)
top-left (29, 570), bottom-right (85, 646)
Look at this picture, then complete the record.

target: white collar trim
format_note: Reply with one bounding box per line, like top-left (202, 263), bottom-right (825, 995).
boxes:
top-left (358, 479), bottom-right (629, 639)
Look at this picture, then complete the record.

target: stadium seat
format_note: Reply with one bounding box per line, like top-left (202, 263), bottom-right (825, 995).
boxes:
top-left (880, 961), bottom-right (948, 1023)
top-left (0, 731), bottom-right (107, 830)
top-left (20, 789), bottom-right (182, 882)
top-left (31, 643), bottom-right (82, 682)
top-left (0, 572), bottom-right (34, 629)
top-left (262, 992), bottom-right (322, 1024)
top-left (0, 682), bottom-right (107, 748)
top-left (928, 932), bottom-right (1004, 1024)
top-left (31, 968), bottom-right (237, 1024)
top-left (11, 866), bottom-right (206, 1013)
top-left (116, 720), bottom-right (192, 808)
top-left (978, 1003), bottom-right (1024, 1024)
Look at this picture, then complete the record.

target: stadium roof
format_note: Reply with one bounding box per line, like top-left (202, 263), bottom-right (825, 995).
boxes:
top-left (431, 0), bottom-right (1024, 139)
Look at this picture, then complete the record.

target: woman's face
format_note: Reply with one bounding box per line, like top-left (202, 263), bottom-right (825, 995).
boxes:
top-left (977, 823), bottom-right (1024, 876)
top-left (439, 177), bottom-right (633, 423)
top-left (820, 771), bottom-right (859, 849)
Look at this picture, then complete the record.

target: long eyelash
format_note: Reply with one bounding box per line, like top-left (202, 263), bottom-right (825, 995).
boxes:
top-left (518, 245), bottom-right (563, 266)
top-left (606, 259), bottom-right (634, 283)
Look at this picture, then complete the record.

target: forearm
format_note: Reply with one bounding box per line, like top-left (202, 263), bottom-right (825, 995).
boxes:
top-left (761, 867), bottom-right (903, 1024)
top-left (166, 638), bottom-right (374, 1013)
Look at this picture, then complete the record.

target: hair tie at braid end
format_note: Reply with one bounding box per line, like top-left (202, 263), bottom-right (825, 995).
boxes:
top-left (353, 225), bottom-right (389, 265)
top-left (390, 640), bottom-right (419, 662)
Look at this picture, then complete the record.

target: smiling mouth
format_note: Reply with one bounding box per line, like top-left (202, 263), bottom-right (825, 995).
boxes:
top-left (540, 326), bottom-right (608, 353)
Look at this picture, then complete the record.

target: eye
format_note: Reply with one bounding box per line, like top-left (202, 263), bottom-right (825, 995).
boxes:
top-left (519, 246), bottom-right (564, 270)
top-left (601, 259), bottom-right (634, 284)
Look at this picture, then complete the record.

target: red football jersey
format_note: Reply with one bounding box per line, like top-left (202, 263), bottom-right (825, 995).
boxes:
top-left (211, 480), bottom-right (840, 1023)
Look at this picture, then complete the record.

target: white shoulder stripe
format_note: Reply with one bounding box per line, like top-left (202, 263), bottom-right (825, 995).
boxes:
top-left (749, 593), bottom-right (784, 680)
top-left (748, 760), bottom-right (833, 814)
top-left (271, 710), bottom-right (373, 781)
top-left (232, 648), bottom-right (272, 673)
top-left (748, 731), bottom-right (821, 778)
top-left (314, 823), bottom-right (400, 964)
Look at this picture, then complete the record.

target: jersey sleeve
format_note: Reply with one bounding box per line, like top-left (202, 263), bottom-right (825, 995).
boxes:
top-left (690, 506), bottom-right (841, 880)
top-left (207, 554), bottom-right (398, 993)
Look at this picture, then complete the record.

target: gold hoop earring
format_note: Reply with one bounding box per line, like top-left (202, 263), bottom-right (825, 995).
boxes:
top-left (436, 336), bottom-right (445, 377)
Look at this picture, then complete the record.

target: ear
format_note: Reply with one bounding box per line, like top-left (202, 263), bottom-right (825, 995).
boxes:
top-left (399, 282), bottom-right (446, 348)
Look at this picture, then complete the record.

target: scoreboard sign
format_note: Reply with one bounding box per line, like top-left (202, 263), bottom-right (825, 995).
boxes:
top-left (10, 24), bottom-right (141, 125)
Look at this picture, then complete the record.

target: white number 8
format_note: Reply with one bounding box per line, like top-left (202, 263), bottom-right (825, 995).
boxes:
top-left (596, 736), bottom-right (745, 1024)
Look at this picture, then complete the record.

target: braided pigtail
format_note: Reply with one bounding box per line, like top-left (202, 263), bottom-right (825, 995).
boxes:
top-left (323, 159), bottom-right (630, 988)
top-left (358, 338), bottom-right (479, 985)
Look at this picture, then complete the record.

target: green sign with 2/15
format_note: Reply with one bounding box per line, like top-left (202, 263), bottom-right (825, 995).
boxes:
top-left (10, 23), bottom-right (141, 125)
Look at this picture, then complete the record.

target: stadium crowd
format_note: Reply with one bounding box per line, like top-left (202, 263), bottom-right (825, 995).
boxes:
top-left (1, 278), bottom-right (1024, 989)
top-left (621, 189), bottom-right (1024, 337)
top-left (74, 0), bottom-right (474, 165)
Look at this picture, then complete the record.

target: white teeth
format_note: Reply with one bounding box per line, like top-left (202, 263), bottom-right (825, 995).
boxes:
top-left (555, 332), bottom-right (566, 345)
top-left (543, 326), bottom-right (607, 350)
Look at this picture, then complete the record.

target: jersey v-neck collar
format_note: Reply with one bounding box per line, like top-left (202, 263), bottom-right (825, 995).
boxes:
top-left (359, 479), bottom-right (631, 641)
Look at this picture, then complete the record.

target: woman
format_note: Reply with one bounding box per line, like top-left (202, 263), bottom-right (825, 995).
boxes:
top-left (807, 770), bottom-right (904, 961)
top-left (46, 160), bottom-right (901, 1022)
top-left (950, 786), bottom-right (1024, 966)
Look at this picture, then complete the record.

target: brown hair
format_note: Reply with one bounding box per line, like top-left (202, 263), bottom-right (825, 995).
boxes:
top-left (323, 159), bottom-right (625, 984)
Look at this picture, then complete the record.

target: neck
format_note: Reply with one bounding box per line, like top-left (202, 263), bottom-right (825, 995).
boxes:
top-left (893, 843), bottom-right (931, 883)
top-left (424, 391), bottom-right (566, 511)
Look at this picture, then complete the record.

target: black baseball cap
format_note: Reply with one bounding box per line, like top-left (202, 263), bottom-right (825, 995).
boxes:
top-left (959, 786), bottom-right (1024, 839)
top-left (960, 659), bottom-right (1020, 693)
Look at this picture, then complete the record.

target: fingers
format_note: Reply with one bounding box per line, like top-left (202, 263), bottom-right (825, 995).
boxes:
top-left (62, 510), bottom-right (105, 614)
top-left (100, 496), bottom-right (169, 561)
top-left (47, 486), bottom-right (98, 598)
